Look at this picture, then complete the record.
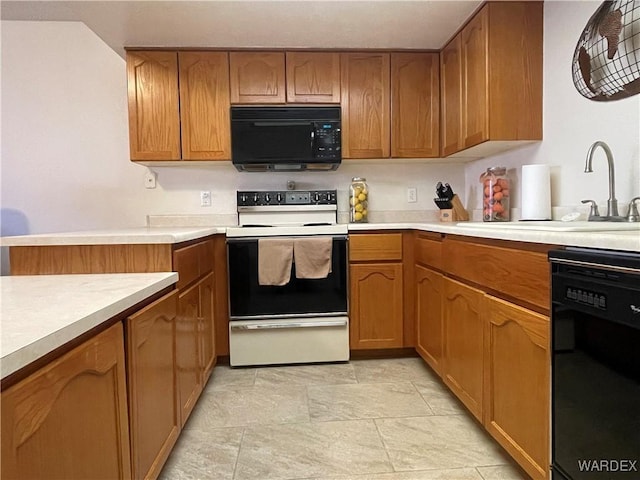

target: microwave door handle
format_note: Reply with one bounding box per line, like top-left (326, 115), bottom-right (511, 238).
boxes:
top-left (252, 121), bottom-right (310, 127)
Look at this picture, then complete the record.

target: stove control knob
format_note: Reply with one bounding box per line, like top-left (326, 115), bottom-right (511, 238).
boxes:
top-left (253, 193), bottom-right (259, 204)
top-left (240, 194), bottom-right (248, 204)
top-left (276, 193), bottom-right (283, 203)
top-left (314, 193), bottom-right (320, 203)
top-left (265, 194), bottom-right (271, 204)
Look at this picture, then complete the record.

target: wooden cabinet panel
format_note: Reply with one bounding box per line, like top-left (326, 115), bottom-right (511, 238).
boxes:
top-left (286, 52), bottom-right (341, 103)
top-left (440, 36), bottom-right (462, 157)
top-left (415, 265), bottom-right (444, 376)
top-left (391, 52), bottom-right (440, 158)
top-left (443, 238), bottom-right (553, 313)
top-left (200, 273), bottom-right (216, 382)
top-left (488, 2), bottom-right (543, 141)
top-left (350, 263), bottom-right (403, 349)
top-left (127, 290), bottom-right (179, 480)
top-left (461, 6), bottom-right (489, 149)
top-left (484, 295), bottom-right (550, 480)
top-left (229, 52), bottom-right (286, 103)
top-left (341, 53), bottom-right (390, 158)
top-left (178, 52), bottom-right (231, 160)
top-left (349, 233), bottom-right (403, 262)
top-left (127, 51), bottom-right (180, 161)
top-left (176, 284), bottom-right (202, 427)
top-left (414, 233), bottom-right (442, 271)
top-left (173, 243), bottom-right (201, 290)
top-left (443, 277), bottom-right (484, 421)
top-left (1, 323), bottom-right (131, 479)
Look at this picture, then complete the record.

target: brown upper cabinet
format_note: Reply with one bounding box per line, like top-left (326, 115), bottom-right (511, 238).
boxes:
top-left (286, 52), bottom-right (341, 103)
top-left (391, 52), bottom-right (440, 158)
top-left (440, 2), bottom-right (543, 157)
top-left (127, 50), bottom-right (231, 161)
top-left (229, 52), bottom-right (286, 103)
top-left (127, 51), bottom-right (181, 161)
top-left (341, 53), bottom-right (391, 159)
top-left (178, 52), bottom-right (231, 160)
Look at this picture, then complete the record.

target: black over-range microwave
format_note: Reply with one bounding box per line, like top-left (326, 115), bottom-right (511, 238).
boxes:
top-left (230, 106), bottom-right (341, 172)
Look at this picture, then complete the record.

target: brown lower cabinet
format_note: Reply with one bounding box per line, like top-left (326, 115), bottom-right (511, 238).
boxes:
top-left (127, 290), bottom-right (180, 480)
top-left (484, 295), bottom-right (550, 480)
top-left (414, 265), bottom-right (444, 376)
top-left (442, 277), bottom-right (485, 421)
top-left (1, 323), bottom-right (132, 479)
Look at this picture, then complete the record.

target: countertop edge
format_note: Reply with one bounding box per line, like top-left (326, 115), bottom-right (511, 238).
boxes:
top-left (1, 273), bottom-right (178, 380)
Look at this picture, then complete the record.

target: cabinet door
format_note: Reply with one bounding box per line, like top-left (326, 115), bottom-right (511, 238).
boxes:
top-left (443, 277), bottom-right (484, 421)
top-left (484, 295), bottom-right (550, 480)
top-left (341, 53), bottom-right (390, 159)
top-left (286, 52), bottom-right (341, 103)
top-left (199, 273), bottom-right (216, 382)
top-left (440, 36), bottom-right (462, 156)
top-left (350, 263), bottom-right (403, 349)
top-left (127, 290), bottom-right (179, 480)
top-left (391, 52), bottom-right (440, 158)
top-left (229, 52), bottom-right (286, 103)
top-left (179, 52), bottom-right (231, 160)
top-left (176, 284), bottom-right (202, 427)
top-left (127, 51), bottom-right (180, 161)
top-left (1, 323), bottom-right (131, 480)
top-left (461, 5), bottom-right (489, 149)
top-left (415, 265), bottom-right (444, 376)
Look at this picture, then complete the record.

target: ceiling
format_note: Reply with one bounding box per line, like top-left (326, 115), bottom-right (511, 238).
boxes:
top-left (1, 1), bottom-right (483, 57)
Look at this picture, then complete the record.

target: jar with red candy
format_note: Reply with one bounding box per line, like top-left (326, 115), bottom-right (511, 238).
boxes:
top-left (479, 166), bottom-right (510, 222)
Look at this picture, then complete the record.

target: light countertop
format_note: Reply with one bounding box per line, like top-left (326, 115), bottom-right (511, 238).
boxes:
top-left (0, 226), bottom-right (225, 246)
top-left (1, 272), bottom-right (178, 379)
top-left (1, 222), bottom-right (638, 252)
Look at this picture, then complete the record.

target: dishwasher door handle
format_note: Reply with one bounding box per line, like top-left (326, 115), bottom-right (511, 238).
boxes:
top-left (231, 319), bottom-right (348, 331)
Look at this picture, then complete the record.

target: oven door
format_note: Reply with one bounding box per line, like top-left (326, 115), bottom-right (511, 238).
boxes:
top-left (551, 255), bottom-right (640, 480)
top-left (227, 235), bottom-right (348, 319)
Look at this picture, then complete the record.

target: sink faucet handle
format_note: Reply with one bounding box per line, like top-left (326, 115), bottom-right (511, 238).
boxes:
top-left (581, 199), bottom-right (601, 220)
top-left (626, 197), bottom-right (640, 222)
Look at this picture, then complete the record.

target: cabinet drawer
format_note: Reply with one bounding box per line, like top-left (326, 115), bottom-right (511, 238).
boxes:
top-left (443, 238), bottom-right (552, 311)
top-left (173, 243), bottom-right (201, 289)
top-left (414, 233), bottom-right (442, 270)
top-left (349, 233), bottom-right (403, 262)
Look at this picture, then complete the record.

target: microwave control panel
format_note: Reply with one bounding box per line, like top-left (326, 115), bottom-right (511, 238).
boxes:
top-left (314, 122), bottom-right (341, 159)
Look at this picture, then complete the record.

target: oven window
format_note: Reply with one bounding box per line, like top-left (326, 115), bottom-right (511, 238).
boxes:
top-left (553, 307), bottom-right (640, 479)
top-left (227, 238), bottom-right (348, 318)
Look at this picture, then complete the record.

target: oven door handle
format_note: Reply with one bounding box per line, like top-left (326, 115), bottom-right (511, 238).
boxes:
top-left (231, 319), bottom-right (348, 331)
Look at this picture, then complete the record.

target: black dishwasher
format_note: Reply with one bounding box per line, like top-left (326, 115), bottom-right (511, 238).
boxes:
top-left (550, 248), bottom-right (640, 480)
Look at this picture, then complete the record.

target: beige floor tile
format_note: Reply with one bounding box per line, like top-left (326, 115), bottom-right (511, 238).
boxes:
top-left (353, 357), bottom-right (439, 384)
top-left (309, 467), bottom-right (485, 479)
top-left (255, 363), bottom-right (357, 386)
top-left (184, 385), bottom-right (310, 429)
top-left (412, 379), bottom-right (467, 415)
top-left (308, 382), bottom-right (433, 421)
top-left (476, 465), bottom-right (530, 480)
top-left (234, 420), bottom-right (393, 480)
top-left (375, 415), bottom-right (510, 471)
top-left (158, 427), bottom-right (243, 480)
top-left (204, 365), bottom-right (257, 392)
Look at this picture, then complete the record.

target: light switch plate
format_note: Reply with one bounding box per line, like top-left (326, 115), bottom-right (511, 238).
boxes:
top-left (407, 187), bottom-right (417, 203)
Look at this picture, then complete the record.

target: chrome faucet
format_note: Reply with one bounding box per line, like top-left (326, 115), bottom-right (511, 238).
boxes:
top-left (584, 141), bottom-right (620, 218)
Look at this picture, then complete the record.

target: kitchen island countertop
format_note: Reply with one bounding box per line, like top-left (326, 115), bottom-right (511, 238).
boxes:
top-left (1, 272), bottom-right (178, 380)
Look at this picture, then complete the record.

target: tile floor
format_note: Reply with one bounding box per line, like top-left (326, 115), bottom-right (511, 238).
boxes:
top-left (160, 357), bottom-right (529, 480)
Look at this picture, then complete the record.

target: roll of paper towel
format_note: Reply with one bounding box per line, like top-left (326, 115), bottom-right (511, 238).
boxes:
top-left (521, 164), bottom-right (551, 220)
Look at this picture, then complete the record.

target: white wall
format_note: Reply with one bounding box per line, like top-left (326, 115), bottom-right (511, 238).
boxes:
top-left (464, 1), bottom-right (640, 217)
top-left (1, 21), bottom-right (464, 236)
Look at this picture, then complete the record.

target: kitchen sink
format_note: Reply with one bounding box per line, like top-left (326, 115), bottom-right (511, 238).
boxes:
top-left (457, 221), bottom-right (640, 232)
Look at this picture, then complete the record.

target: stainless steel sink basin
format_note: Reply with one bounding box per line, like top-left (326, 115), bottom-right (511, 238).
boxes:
top-left (457, 221), bottom-right (640, 232)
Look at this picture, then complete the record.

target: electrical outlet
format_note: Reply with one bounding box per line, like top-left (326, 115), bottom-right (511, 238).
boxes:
top-left (407, 187), bottom-right (417, 203)
top-left (200, 191), bottom-right (212, 207)
top-left (144, 170), bottom-right (157, 189)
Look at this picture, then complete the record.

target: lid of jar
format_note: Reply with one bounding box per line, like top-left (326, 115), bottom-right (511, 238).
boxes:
top-left (352, 177), bottom-right (366, 182)
top-left (487, 166), bottom-right (507, 175)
